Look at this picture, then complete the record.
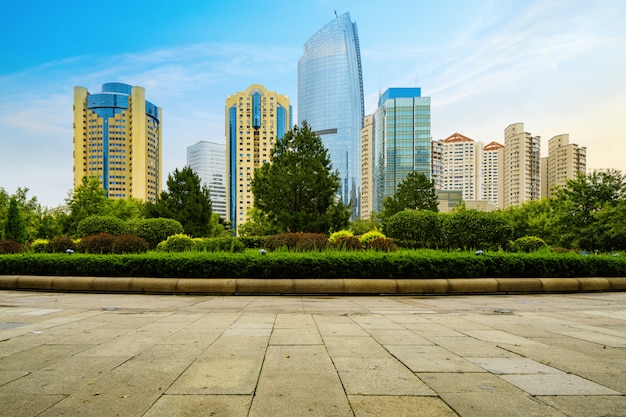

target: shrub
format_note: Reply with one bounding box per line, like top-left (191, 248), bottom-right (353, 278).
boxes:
top-left (195, 237), bottom-right (245, 253)
top-left (510, 236), bottom-right (548, 253)
top-left (367, 237), bottom-right (398, 252)
top-left (79, 233), bottom-right (115, 254)
top-left (264, 233), bottom-right (328, 252)
top-left (0, 240), bottom-right (24, 254)
top-left (77, 216), bottom-right (126, 238)
top-left (160, 233), bottom-right (195, 252)
top-left (332, 236), bottom-right (363, 251)
top-left (383, 209), bottom-right (442, 249)
top-left (29, 239), bottom-right (49, 253)
top-left (131, 218), bottom-right (184, 249)
top-left (112, 234), bottom-right (149, 254)
top-left (48, 236), bottom-right (77, 253)
top-left (329, 230), bottom-right (354, 244)
top-left (237, 236), bottom-right (268, 249)
top-left (442, 210), bottom-right (513, 251)
top-left (359, 230), bottom-right (386, 248)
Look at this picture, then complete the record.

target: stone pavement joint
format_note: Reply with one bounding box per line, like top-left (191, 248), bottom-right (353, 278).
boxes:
top-left (0, 290), bottom-right (625, 416)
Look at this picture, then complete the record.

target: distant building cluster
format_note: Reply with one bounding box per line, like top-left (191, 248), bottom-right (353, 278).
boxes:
top-left (72, 12), bottom-right (587, 231)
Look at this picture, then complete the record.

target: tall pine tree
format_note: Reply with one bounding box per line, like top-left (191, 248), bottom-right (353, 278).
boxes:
top-left (2, 197), bottom-right (27, 243)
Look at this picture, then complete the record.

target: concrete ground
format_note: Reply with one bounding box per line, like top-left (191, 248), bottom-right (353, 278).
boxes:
top-left (0, 290), bottom-right (624, 417)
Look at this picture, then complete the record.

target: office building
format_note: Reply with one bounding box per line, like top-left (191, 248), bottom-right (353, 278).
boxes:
top-left (73, 82), bottom-right (161, 201)
top-left (372, 87), bottom-right (431, 213)
top-left (187, 141), bottom-right (227, 219)
top-left (502, 123), bottom-right (541, 208)
top-left (298, 12), bottom-right (364, 214)
top-left (543, 134), bottom-right (587, 198)
top-left (225, 84), bottom-right (291, 231)
top-left (360, 114), bottom-right (374, 219)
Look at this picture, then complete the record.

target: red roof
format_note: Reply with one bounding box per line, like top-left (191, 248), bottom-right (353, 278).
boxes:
top-left (443, 132), bottom-right (474, 143)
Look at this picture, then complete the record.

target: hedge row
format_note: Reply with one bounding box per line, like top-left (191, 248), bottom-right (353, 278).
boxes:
top-left (0, 251), bottom-right (624, 279)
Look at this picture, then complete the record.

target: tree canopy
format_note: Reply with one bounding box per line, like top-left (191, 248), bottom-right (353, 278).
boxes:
top-left (250, 121), bottom-right (350, 234)
top-left (2, 197), bottom-right (27, 243)
top-left (145, 166), bottom-right (213, 237)
top-left (382, 171), bottom-right (438, 219)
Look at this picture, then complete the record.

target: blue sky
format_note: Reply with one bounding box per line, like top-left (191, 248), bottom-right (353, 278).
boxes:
top-left (1, 0), bottom-right (625, 207)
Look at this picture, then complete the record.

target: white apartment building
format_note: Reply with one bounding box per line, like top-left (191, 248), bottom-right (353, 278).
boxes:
top-left (186, 141), bottom-right (227, 219)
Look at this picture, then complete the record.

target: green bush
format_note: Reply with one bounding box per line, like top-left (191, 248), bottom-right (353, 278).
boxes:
top-left (130, 218), bottom-right (184, 249)
top-left (112, 234), bottom-right (149, 254)
top-left (359, 230), bottom-right (386, 248)
top-left (29, 239), bottom-right (49, 253)
top-left (383, 210), bottom-right (442, 249)
top-left (329, 230), bottom-right (354, 244)
top-left (77, 216), bottom-right (126, 238)
top-left (48, 236), bottom-right (76, 253)
top-left (79, 233), bottom-right (115, 254)
top-left (367, 237), bottom-right (398, 252)
top-left (237, 236), bottom-right (268, 249)
top-left (0, 240), bottom-right (24, 254)
top-left (442, 210), bottom-right (513, 251)
top-left (195, 237), bottom-right (245, 253)
top-left (160, 233), bottom-right (195, 252)
top-left (264, 233), bottom-right (328, 252)
top-left (510, 236), bottom-right (548, 253)
top-left (332, 236), bottom-right (363, 251)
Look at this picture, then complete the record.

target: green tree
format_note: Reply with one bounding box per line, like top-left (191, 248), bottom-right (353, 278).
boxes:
top-left (349, 212), bottom-right (382, 235)
top-left (2, 197), bottom-right (27, 243)
top-left (442, 209), bottom-right (513, 251)
top-left (381, 171), bottom-right (438, 219)
top-left (145, 167), bottom-right (213, 237)
top-left (250, 121), bottom-right (348, 234)
top-left (503, 199), bottom-right (557, 244)
top-left (63, 177), bottom-right (109, 236)
top-left (552, 169), bottom-right (626, 250)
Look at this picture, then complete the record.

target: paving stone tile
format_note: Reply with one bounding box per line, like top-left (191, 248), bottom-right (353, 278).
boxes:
top-left (0, 370), bottom-right (28, 386)
top-left (418, 372), bottom-right (523, 394)
top-left (0, 393), bottom-right (66, 417)
top-left (270, 328), bottom-right (322, 345)
top-left (365, 328), bottom-right (434, 345)
top-left (466, 357), bottom-right (564, 374)
top-left (386, 345), bottom-right (485, 373)
top-left (440, 391), bottom-right (567, 417)
top-left (537, 395), bottom-right (626, 417)
top-left (460, 329), bottom-right (544, 345)
top-left (0, 344), bottom-right (94, 372)
top-left (323, 336), bottom-right (391, 359)
top-left (501, 373), bottom-right (622, 396)
top-left (425, 336), bottom-right (517, 358)
top-left (349, 395), bottom-right (457, 417)
top-left (143, 394), bottom-right (253, 417)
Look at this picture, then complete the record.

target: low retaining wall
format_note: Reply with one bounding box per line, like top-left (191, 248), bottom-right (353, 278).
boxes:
top-left (1, 275), bottom-right (626, 295)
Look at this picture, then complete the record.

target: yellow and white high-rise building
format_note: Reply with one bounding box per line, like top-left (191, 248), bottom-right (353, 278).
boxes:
top-left (502, 123), bottom-right (541, 209)
top-left (544, 134), bottom-right (586, 198)
top-left (440, 133), bottom-right (482, 201)
top-left (225, 84), bottom-right (291, 231)
top-left (73, 82), bottom-right (162, 201)
top-left (360, 114), bottom-right (374, 219)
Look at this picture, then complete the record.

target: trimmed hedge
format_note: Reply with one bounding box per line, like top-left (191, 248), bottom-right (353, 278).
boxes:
top-left (0, 251), bottom-right (624, 279)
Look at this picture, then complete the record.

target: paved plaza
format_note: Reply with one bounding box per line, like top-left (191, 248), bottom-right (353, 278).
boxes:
top-left (0, 289), bottom-right (625, 416)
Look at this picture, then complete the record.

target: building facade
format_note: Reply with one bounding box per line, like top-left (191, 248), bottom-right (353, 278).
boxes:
top-left (482, 141), bottom-right (504, 208)
top-left (360, 115), bottom-right (375, 219)
top-left (298, 12), bottom-right (364, 215)
top-left (372, 88), bottom-right (431, 213)
top-left (73, 82), bottom-right (161, 201)
top-left (544, 134), bottom-right (587, 198)
top-left (186, 141), bottom-right (227, 219)
top-left (502, 123), bottom-right (541, 209)
top-left (439, 133), bottom-right (482, 201)
top-left (225, 84), bottom-right (291, 231)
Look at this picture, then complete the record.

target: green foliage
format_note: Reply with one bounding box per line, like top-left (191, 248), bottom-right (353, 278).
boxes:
top-left (332, 236), bottom-right (363, 251)
top-left (160, 233), bottom-right (195, 252)
top-left (64, 177), bottom-right (109, 236)
top-left (250, 121), bottom-right (346, 234)
top-left (111, 234), bottom-right (149, 254)
top-left (237, 208), bottom-right (282, 237)
top-left (510, 236), bottom-right (549, 253)
top-left (29, 239), bottom-right (49, 253)
top-left (359, 230), bottom-right (386, 248)
top-left (0, 240), bottom-right (24, 254)
top-left (328, 230), bottom-right (354, 243)
top-left (349, 213), bottom-right (381, 235)
top-left (2, 197), bottom-right (27, 243)
top-left (442, 209), bottom-right (513, 251)
top-left (503, 199), bottom-right (557, 243)
top-left (383, 209), bottom-right (442, 249)
top-left (79, 233), bottom-right (116, 254)
top-left (264, 233), bottom-right (329, 252)
top-left (76, 215), bottom-right (126, 238)
top-left (47, 236), bottom-right (77, 253)
top-left (381, 172), bottom-right (438, 219)
top-left (194, 237), bottom-right (245, 253)
top-left (129, 218), bottom-right (184, 248)
top-left (366, 237), bottom-right (398, 252)
top-left (146, 167), bottom-right (213, 237)
top-left (237, 236), bottom-right (268, 249)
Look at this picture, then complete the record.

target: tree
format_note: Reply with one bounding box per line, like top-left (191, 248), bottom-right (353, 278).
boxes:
top-left (503, 198), bottom-right (557, 244)
top-left (250, 121), bottom-right (349, 234)
top-left (2, 197), bottom-right (27, 243)
top-left (63, 177), bottom-right (109, 236)
top-left (145, 167), bottom-right (213, 237)
top-left (381, 171), bottom-right (438, 219)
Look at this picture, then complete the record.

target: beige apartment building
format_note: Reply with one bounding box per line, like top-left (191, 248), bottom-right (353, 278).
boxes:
top-left (502, 123), bottom-right (541, 209)
top-left (440, 133), bottom-right (482, 201)
top-left (360, 114), bottom-right (374, 219)
top-left (482, 141), bottom-right (504, 208)
top-left (542, 134), bottom-right (587, 198)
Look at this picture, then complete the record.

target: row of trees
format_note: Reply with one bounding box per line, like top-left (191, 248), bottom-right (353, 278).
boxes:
top-left (2, 121), bottom-right (626, 252)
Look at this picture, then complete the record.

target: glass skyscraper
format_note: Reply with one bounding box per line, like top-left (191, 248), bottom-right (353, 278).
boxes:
top-left (298, 12), bottom-right (364, 216)
top-left (372, 88), bottom-right (431, 213)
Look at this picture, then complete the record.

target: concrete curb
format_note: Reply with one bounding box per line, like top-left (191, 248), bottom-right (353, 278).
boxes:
top-left (1, 275), bottom-right (626, 295)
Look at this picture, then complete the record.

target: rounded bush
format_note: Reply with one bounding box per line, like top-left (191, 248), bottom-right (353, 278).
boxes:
top-left (29, 239), bottom-right (49, 253)
top-left (48, 236), bottom-right (77, 253)
top-left (131, 218), bottom-right (184, 248)
top-left (329, 230), bottom-right (354, 244)
top-left (0, 240), bottom-right (24, 254)
top-left (195, 237), bottom-right (245, 253)
top-left (79, 233), bottom-right (115, 254)
top-left (264, 233), bottom-right (328, 252)
top-left (511, 236), bottom-right (548, 253)
top-left (442, 210), bottom-right (513, 251)
top-left (332, 236), bottom-right (363, 251)
top-left (383, 210), bottom-right (442, 249)
top-left (359, 230), bottom-right (386, 248)
top-left (161, 233), bottom-right (195, 252)
top-left (112, 234), bottom-right (149, 254)
top-left (77, 216), bottom-right (126, 238)
top-left (366, 237), bottom-right (398, 252)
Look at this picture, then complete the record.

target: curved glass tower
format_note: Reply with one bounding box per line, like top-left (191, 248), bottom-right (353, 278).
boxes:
top-left (298, 12), bottom-right (364, 216)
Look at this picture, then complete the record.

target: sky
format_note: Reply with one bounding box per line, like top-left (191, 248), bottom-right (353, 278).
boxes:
top-left (1, 0), bottom-right (625, 208)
